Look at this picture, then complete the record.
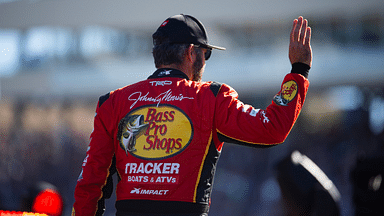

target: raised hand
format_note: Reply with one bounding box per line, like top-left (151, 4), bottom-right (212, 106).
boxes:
top-left (289, 16), bottom-right (312, 67)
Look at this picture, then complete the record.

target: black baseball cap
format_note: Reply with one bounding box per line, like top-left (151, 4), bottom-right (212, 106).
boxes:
top-left (153, 14), bottom-right (226, 50)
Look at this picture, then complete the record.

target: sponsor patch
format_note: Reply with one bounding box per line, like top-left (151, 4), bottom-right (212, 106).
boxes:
top-left (241, 105), bottom-right (259, 117)
top-left (260, 110), bottom-right (270, 123)
top-left (130, 187), bottom-right (169, 195)
top-left (273, 80), bottom-right (298, 106)
top-left (124, 162), bottom-right (180, 185)
top-left (117, 104), bottom-right (193, 160)
top-left (149, 80), bottom-right (172, 86)
top-left (128, 89), bottom-right (194, 109)
top-left (127, 175), bottom-right (178, 184)
top-left (125, 162), bottom-right (180, 174)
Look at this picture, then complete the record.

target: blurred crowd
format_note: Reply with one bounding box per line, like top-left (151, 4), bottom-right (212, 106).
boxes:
top-left (0, 98), bottom-right (91, 214)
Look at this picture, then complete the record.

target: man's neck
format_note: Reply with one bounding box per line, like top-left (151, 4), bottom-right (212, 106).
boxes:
top-left (157, 63), bottom-right (192, 80)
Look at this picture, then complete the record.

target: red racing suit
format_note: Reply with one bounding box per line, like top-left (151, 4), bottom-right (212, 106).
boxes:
top-left (73, 66), bottom-right (309, 215)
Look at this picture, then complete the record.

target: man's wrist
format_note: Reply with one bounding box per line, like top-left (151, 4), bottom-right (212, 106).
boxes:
top-left (291, 62), bottom-right (310, 78)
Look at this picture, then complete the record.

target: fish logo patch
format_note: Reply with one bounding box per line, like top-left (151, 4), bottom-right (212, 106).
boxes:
top-left (117, 104), bottom-right (193, 160)
top-left (118, 115), bottom-right (149, 154)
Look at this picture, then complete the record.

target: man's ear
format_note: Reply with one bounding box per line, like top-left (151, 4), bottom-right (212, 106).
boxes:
top-left (185, 44), bottom-right (194, 63)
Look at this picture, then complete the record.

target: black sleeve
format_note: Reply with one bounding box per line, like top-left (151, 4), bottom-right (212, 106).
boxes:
top-left (96, 155), bottom-right (119, 215)
top-left (291, 62), bottom-right (310, 78)
top-left (95, 92), bottom-right (115, 216)
top-left (98, 92), bottom-right (111, 107)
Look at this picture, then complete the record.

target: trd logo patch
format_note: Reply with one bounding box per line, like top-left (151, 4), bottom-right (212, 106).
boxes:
top-left (117, 104), bottom-right (193, 160)
top-left (273, 80), bottom-right (298, 106)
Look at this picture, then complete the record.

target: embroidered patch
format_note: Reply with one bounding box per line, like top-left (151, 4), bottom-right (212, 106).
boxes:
top-left (117, 104), bottom-right (193, 160)
top-left (273, 80), bottom-right (298, 106)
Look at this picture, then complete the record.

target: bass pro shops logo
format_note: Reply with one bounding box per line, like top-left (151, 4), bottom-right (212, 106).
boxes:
top-left (273, 80), bottom-right (298, 106)
top-left (117, 104), bottom-right (193, 160)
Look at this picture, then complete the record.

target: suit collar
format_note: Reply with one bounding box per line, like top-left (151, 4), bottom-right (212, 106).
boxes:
top-left (148, 68), bottom-right (189, 80)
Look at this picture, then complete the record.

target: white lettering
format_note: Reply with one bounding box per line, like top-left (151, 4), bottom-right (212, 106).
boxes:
top-left (145, 163), bottom-right (153, 174)
top-left (125, 163), bottom-right (180, 174)
top-left (127, 176), bottom-right (149, 183)
top-left (153, 163), bottom-right (163, 174)
top-left (128, 89), bottom-right (194, 109)
top-left (242, 105), bottom-right (259, 117)
top-left (130, 188), bottom-right (169, 196)
top-left (130, 163), bottom-right (137, 174)
top-left (149, 80), bottom-right (172, 86)
top-left (82, 154), bottom-right (89, 166)
top-left (162, 163), bottom-right (171, 174)
top-left (260, 110), bottom-right (270, 123)
top-left (250, 108), bottom-right (259, 117)
top-left (171, 163), bottom-right (180, 174)
top-left (125, 163), bottom-right (129, 173)
top-left (137, 163), bottom-right (145, 174)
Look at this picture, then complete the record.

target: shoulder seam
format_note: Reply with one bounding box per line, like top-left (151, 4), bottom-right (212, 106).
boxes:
top-left (210, 82), bottom-right (222, 97)
top-left (99, 92), bottom-right (110, 107)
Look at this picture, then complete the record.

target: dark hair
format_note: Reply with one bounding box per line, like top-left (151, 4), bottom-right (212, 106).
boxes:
top-left (152, 42), bottom-right (189, 68)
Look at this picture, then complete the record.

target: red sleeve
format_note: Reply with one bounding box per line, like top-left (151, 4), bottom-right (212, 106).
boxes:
top-left (215, 73), bottom-right (309, 146)
top-left (73, 94), bottom-right (115, 215)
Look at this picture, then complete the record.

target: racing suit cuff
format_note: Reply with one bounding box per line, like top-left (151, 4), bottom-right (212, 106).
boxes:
top-left (291, 62), bottom-right (310, 78)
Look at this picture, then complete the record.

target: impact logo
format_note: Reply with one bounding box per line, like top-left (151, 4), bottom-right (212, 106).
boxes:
top-left (273, 80), bottom-right (298, 106)
top-left (117, 104), bottom-right (193, 160)
top-left (130, 187), bottom-right (169, 195)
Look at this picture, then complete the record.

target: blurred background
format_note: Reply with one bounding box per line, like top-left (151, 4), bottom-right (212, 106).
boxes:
top-left (0, 0), bottom-right (383, 215)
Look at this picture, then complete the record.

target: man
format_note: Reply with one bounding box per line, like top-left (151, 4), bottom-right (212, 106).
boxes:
top-left (73, 14), bottom-right (312, 215)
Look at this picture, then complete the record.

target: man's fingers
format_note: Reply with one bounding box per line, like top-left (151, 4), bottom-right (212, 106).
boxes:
top-left (292, 16), bottom-right (303, 42)
top-left (305, 27), bottom-right (311, 46)
top-left (289, 16), bottom-right (313, 67)
top-left (290, 19), bottom-right (298, 42)
top-left (292, 17), bottom-right (301, 42)
top-left (295, 17), bottom-right (303, 41)
top-left (300, 19), bottom-right (308, 44)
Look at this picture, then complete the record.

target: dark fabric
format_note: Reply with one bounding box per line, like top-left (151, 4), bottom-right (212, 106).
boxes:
top-left (115, 200), bottom-right (209, 214)
top-left (96, 156), bottom-right (118, 216)
top-left (147, 68), bottom-right (190, 80)
top-left (116, 213), bottom-right (208, 216)
top-left (99, 92), bottom-right (111, 107)
top-left (195, 141), bottom-right (220, 204)
top-left (291, 62), bottom-right (310, 78)
top-left (209, 82), bottom-right (222, 97)
top-left (152, 14), bottom-right (225, 50)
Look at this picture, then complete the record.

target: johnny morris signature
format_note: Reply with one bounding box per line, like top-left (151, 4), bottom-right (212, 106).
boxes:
top-left (128, 89), bottom-right (194, 108)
